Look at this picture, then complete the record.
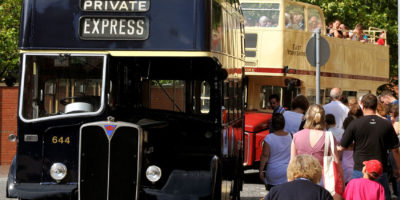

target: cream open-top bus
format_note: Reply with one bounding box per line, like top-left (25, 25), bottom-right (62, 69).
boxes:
top-left (241, 0), bottom-right (389, 167)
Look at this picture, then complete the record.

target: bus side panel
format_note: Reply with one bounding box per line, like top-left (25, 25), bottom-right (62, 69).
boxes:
top-left (282, 30), bottom-right (389, 95)
top-left (282, 30), bottom-right (312, 71)
top-left (245, 29), bottom-right (284, 68)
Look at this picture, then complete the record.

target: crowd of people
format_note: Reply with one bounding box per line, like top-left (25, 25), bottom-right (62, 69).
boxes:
top-left (326, 20), bottom-right (386, 45)
top-left (246, 14), bottom-right (386, 45)
top-left (260, 88), bottom-right (400, 200)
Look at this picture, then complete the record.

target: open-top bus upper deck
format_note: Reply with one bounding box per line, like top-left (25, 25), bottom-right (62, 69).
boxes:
top-left (241, 0), bottom-right (388, 107)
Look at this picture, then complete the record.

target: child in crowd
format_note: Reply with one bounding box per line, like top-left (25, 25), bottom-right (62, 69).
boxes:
top-left (343, 160), bottom-right (385, 200)
top-left (325, 114), bottom-right (343, 141)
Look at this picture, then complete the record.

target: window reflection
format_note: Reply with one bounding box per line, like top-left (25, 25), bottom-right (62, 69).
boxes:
top-left (242, 3), bottom-right (280, 28)
top-left (285, 4), bottom-right (305, 30)
top-left (307, 8), bottom-right (323, 32)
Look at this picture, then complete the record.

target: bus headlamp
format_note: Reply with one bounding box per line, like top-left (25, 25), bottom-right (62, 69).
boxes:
top-left (50, 163), bottom-right (67, 182)
top-left (146, 165), bottom-right (162, 183)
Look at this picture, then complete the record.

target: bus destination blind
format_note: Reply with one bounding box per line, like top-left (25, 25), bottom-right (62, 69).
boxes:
top-left (80, 0), bottom-right (150, 12)
top-left (79, 16), bottom-right (149, 40)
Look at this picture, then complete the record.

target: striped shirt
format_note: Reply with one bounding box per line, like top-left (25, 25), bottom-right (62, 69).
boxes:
top-left (273, 106), bottom-right (285, 114)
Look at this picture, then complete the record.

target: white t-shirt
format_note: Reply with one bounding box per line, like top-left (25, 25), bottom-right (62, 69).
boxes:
top-left (283, 111), bottom-right (304, 134)
top-left (323, 100), bottom-right (349, 129)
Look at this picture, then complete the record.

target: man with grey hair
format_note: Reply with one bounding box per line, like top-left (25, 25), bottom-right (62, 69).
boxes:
top-left (259, 16), bottom-right (271, 27)
top-left (323, 88), bottom-right (349, 129)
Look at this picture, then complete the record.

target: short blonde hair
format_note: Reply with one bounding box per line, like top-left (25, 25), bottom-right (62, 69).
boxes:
top-left (303, 104), bottom-right (326, 130)
top-left (287, 154), bottom-right (322, 184)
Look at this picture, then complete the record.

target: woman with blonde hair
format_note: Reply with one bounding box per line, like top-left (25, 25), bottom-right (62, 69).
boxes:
top-left (290, 104), bottom-right (343, 183)
top-left (265, 154), bottom-right (333, 200)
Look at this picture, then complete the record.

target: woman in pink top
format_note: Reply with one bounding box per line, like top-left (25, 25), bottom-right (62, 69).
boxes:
top-left (290, 104), bottom-right (344, 197)
top-left (290, 104), bottom-right (341, 165)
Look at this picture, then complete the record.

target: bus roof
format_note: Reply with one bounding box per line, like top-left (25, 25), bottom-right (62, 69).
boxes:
top-left (18, 0), bottom-right (240, 52)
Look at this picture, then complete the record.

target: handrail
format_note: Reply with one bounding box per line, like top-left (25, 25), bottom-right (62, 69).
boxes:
top-left (364, 27), bottom-right (387, 45)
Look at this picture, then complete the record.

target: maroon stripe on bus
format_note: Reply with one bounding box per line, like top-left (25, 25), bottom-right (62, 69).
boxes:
top-left (243, 68), bottom-right (284, 73)
top-left (226, 68), bottom-right (243, 75)
top-left (244, 67), bottom-right (388, 82)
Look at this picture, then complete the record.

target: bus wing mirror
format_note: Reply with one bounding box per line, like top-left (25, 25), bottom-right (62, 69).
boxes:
top-left (219, 69), bottom-right (228, 80)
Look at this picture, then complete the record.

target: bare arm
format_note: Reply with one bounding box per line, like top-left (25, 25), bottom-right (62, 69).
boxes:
top-left (334, 143), bottom-right (345, 187)
top-left (337, 143), bottom-right (354, 152)
top-left (259, 142), bottom-right (270, 183)
top-left (289, 140), bottom-right (296, 164)
top-left (334, 30), bottom-right (343, 38)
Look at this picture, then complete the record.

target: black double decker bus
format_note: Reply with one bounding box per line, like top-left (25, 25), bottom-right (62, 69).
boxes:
top-left (7, 0), bottom-right (245, 199)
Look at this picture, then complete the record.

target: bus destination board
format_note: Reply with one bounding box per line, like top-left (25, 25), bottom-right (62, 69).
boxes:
top-left (81, 0), bottom-right (150, 12)
top-left (79, 17), bottom-right (149, 40)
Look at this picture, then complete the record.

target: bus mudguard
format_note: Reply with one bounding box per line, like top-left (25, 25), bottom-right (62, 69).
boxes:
top-left (7, 156), bottom-right (77, 199)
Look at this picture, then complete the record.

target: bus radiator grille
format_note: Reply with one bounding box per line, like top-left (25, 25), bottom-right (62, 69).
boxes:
top-left (79, 125), bottom-right (139, 200)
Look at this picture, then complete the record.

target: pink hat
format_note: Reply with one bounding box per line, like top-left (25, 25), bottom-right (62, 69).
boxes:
top-left (363, 160), bottom-right (383, 179)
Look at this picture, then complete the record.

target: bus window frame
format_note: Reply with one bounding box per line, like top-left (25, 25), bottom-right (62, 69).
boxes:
top-left (284, 2), bottom-right (305, 31)
top-left (18, 53), bottom-right (108, 123)
top-left (283, 1), bottom-right (326, 34)
top-left (306, 7), bottom-right (323, 32)
top-left (241, 2), bottom-right (281, 29)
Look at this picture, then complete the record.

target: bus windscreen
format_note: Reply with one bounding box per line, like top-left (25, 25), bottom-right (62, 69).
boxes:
top-left (21, 55), bottom-right (105, 120)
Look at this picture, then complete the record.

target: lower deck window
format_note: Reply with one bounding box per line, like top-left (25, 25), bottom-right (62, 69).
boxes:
top-left (149, 80), bottom-right (186, 112)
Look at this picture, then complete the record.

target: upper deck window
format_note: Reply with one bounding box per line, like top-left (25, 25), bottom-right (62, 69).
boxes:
top-left (307, 8), bottom-right (323, 32)
top-left (241, 3), bottom-right (280, 28)
top-left (20, 54), bottom-right (105, 121)
top-left (285, 3), bottom-right (305, 30)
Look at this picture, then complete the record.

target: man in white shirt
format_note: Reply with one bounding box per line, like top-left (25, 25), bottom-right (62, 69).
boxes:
top-left (323, 88), bottom-right (349, 129)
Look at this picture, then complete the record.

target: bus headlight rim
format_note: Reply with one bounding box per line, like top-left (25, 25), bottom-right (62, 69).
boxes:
top-left (146, 165), bottom-right (162, 183)
top-left (50, 162), bottom-right (67, 182)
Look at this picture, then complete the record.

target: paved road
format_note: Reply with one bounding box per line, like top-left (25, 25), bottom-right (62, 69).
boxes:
top-left (0, 165), bottom-right (14, 200)
top-left (0, 177), bottom-right (15, 200)
top-left (240, 170), bottom-right (267, 200)
top-left (0, 167), bottom-right (266, 200)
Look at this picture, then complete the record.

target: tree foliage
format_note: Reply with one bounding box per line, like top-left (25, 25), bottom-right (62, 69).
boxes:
top-left (0, 0), bottom-right (21, 80)
top-left (297, 0), bottom-right (399, 77)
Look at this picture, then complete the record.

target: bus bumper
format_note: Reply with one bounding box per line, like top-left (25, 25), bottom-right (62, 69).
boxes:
top-left (7, 183), bottom-right (77, 199)
top-left (143, 170), bottom-right (213, 200)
